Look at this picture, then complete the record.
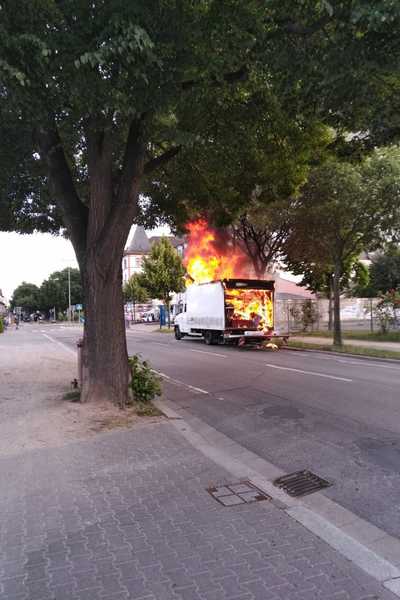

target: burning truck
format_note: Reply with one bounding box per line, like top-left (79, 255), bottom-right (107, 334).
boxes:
top-left (174, 278), bottom-right (286, 347)
top-left (175, 219), bottom-right (288, 347)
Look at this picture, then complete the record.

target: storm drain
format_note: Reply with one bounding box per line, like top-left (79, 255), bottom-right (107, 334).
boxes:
top-left (207, 481), bottom-right (271, 506)
top-left (274, 470), bottom-right (331, 497)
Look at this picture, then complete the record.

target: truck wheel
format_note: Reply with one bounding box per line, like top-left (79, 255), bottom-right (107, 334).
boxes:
top-left (174, 326), bottom-right (183, 340)
top-left (204, 331), bottom-right (213, 345)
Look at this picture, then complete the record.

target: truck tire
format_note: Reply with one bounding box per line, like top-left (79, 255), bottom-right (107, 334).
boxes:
top-left (174, 326), bottom-right (183, 340)
top-left (204, 331), bottom-right (214, 345)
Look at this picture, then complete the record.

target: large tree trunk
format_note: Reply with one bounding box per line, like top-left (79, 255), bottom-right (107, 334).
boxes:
top-left (333, 261), bottom-right (342, 346)
top-left (38, 118), bottom-right (175, 406)
top-left (80, 255), bottom-right (130, 405)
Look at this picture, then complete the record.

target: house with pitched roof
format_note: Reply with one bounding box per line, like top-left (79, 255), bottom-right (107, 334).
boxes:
top-left (122, 226), bottom-right (186, 283)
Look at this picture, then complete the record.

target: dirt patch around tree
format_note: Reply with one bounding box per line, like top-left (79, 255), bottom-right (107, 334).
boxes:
top-left (0, 327), bottom-right (163, 457)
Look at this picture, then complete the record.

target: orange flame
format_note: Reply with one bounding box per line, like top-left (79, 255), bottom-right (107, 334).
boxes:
top-left (185, 219), bottom-right (248, 284)
top-left (184, 219), bottom-right (274, 332)
top-left (226, 288), bottom-right (274, 331)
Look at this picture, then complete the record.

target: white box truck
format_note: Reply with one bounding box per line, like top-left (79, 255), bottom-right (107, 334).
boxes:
top-left (174, 278), bottom-right (286, 346)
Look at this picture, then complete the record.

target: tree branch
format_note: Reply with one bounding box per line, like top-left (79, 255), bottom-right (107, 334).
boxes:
top-left (181, 65), bottom-right (248, 91)
top-left (36, 124), bottom-right (88, 263)
top-left (144, 146), bottom-right (181, 175)
top-left (94, 119), bottom-right (146, 274)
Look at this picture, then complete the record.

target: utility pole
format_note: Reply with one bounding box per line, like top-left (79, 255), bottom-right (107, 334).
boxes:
top-left (68, 266), bottom-right (72, 322)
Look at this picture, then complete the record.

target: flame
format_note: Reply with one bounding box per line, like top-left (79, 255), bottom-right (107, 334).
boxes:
top-left (185, 219), bottom-right (247, 284)
top-left (184, 219), bottom-right (274, 332)
top-left (226, 288), bottom-right (273, 331)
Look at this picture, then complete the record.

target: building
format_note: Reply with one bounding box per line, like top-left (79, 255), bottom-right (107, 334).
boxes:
top-left (0, 289), bottom-right (7, 316)
top-left (122, 226), bottom-right (185, 283)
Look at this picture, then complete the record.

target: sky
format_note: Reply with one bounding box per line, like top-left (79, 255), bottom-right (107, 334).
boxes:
top-left (0, 225), bottom-right (169, 303)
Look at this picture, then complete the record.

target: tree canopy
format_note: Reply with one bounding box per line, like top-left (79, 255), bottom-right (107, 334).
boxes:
top-left (139, 238), bottom-right (185, 324)
top-left (123, 273), bottom-right (148, 305)
top-left (11, 282), bottom-right (41, 313)
top-left (40, 268), bottom-right (83, 314)
top-left (356, 250), bottom-right (400, 297)
top-left (284, 147), bottom-right (400, 344)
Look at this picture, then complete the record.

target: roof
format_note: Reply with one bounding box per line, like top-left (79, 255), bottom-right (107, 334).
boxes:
top-left (125, 226), bottom-right (151, 255)
top-left (149, 235), bottom-right (185, 249)
top-left (274, 275), bottom-right (316, 300)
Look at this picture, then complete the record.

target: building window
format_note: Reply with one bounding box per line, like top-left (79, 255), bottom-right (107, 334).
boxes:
top-left (135, 256), bottom-right (141, 267)
top-left (123, 258), bottom-right (127, 270)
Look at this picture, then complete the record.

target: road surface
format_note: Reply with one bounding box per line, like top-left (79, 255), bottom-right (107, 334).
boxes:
top-left (28, 323), bottom-right (400, 540)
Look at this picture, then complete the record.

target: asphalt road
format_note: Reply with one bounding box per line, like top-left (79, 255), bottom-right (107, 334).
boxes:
top-left (26, 323), bottom-right (400, 540)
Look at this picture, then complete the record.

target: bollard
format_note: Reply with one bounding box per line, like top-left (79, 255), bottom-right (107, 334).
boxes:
top-left (77, 338), bottom-right (84, 388)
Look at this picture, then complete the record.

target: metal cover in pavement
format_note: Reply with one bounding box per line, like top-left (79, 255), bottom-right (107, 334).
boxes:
top-left (207, 481), bottom-right (271, 506)
top-left (273, 470), bottom-right (331, 497)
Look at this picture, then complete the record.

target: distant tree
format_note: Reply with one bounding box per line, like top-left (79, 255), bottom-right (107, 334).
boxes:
top-left (123, 274), bottom-right (149, 322)
top-left (11, 282), bottom-right (41, 313)
top-left (40, 268), bottom-right (82, 316)
top-left (284, 149), bottom-right (400, 346)
top-left (230, 199), bottom-right (293, 278)
top-left (139, 239), bottom-right (185, 327)
top-left (369, 251), bottom-right (400, 295)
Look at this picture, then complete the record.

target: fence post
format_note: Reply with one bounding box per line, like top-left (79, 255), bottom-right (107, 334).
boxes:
top-left (370, 298), bottom-right (374, 333)
top-left (286, 302), bottom-right (290, 334)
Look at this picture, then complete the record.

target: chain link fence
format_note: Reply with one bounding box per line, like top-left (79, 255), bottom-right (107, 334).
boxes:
top-left (274, 297), bottom-right (382, 334)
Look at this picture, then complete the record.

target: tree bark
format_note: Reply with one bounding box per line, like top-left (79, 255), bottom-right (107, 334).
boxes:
top-left (80, 254), bottom-right (131, 405)
top-left (328, 274), bottom-right (333, 331)
top-left (333, 261), bottom-right (342, 346)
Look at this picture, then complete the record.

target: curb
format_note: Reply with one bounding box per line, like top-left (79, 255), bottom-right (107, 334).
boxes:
top-left (155, 398), bottom-right (400, 597)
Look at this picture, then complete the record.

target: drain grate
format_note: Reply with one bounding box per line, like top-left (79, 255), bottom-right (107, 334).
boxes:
top-left (273, 470), bottom-right (331, 497)
top-left (207, 481), bottom-right (271, 506)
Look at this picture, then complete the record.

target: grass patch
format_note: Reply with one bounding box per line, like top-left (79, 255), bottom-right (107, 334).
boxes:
top-left (287, 340), bottom-right (400, 360)
top-left (298, 330), bottom-right (400, 342)
top-left (63, 390), bottom-right (81, 402)
top-left (134, 401), bottom-right (162, 417)
top-left (153, 327), bottom-right (174, 333)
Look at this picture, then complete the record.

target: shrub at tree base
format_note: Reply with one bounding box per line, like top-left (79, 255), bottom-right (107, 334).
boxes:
top-left (0, 318), bottom-right (4, 334)
top-left (128, 355), bottom-right (162, 404)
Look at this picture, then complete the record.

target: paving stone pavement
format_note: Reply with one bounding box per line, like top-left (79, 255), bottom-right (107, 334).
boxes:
top-left (0, 420), bottom-right (397, 600)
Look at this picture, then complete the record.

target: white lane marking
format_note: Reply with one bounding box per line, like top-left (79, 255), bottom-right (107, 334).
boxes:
top-left (265, 363), bottom-right (352, 383)
top-left (42, 333), bottom-right (76, 356)
top-left (287, 349), bottom-right (400, 370)
top-left (190, 349), bottom-right (227, 359)
top-left (152, 370), bottom-right (209, 395)
top-left (151, 342), bottom-right (170, 347)
top-left (335, 358), bottom-right (400, 371)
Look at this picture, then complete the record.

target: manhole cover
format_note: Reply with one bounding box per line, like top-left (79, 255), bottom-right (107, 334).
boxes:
top-left (207, 481), bottom-right (271, 506)
top-left (273, 470), bottom-right (331, 497)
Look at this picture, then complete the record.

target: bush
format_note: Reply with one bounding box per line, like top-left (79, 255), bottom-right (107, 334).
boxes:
top-left (128, 355), bottom-right (162, 403)
top-left (301, 300), bottom-right (319, 332)
top-left (374, 289), bottom-right (400, 333)
top-left (0, 318), bottom-right (3, 334)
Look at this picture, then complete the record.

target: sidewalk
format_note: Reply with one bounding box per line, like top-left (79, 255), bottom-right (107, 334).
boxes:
top-left (0, 329), bottom-right (398, 599)
top-left (292, 335), bottom-right (400, 352)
